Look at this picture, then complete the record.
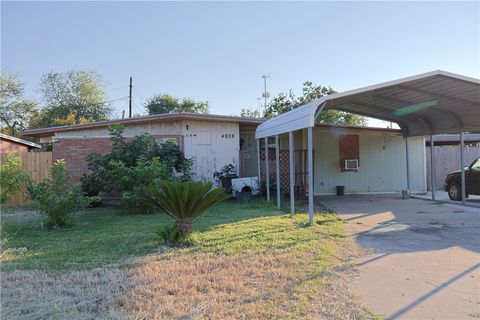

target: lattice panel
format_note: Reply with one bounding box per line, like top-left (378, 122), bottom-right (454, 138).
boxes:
top-left (259, 150), bottom-right (308, 198)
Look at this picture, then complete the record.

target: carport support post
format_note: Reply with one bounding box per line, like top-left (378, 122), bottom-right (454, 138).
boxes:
top-left (275, 135), bottom-right (281, 209)
top-left (460, 132), bottom-right (466, 204)
top-left (265, 137), bottom-right (270, 202)
top-left (307, 127), bottom-right (314, 225)
top-left (405, 136), bottom-right (410, 192)
top-left (430, 135), bottom-right (436, 201)
top-left (289, 131), bottom-right (295, 215)
top-left (256, 139), bottom-right (261, 183)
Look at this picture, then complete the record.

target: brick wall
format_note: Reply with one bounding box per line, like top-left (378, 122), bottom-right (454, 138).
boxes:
top-left (0, 140), bottom-right (29, 154)
top-left (53, 138), bottom-right (112, 183)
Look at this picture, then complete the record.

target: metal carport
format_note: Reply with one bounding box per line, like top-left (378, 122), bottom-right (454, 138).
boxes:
top-left (255, 70), bottom-right (480, 223)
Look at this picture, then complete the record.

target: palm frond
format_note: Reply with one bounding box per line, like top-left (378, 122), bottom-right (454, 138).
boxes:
top-left (141, 180), bottom-right (230, 221)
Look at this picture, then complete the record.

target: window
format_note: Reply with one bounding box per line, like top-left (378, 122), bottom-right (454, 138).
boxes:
top-left (154, 137), bottom-right (179, 146)
top-left (471, 158), bottom-right (480, 171)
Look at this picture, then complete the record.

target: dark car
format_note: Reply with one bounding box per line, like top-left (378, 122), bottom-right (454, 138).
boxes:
top-left (444, 156), bottom-right (480, 201)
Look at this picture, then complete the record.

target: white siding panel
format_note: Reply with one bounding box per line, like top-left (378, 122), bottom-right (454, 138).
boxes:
top-left (312, 128), bottom-right (426, 194)
top-left (183, 120), bottom-right (240, 182)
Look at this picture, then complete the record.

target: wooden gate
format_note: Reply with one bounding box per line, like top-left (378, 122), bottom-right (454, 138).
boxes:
top-left (7, 152), bottom-right (53, 205)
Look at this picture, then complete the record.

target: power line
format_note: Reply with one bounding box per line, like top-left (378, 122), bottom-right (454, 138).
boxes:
top-left (117, 99), bottom-right (129, 118)
top-left (109, 85), bottom-right (129, 92)
top-left (132, 87), bottom-right (146, 103)
top-left (132, 101), bottom-right (144, 116)
top-left (105, 96), bottom-right (129, 104)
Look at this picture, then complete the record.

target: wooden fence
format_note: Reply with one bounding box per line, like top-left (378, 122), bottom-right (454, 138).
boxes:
top-left (6, 152), bottom-right (53, 205)
top-left (426, 146), bottom-right (480, 190)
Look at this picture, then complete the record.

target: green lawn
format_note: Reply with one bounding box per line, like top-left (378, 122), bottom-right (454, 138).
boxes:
top-left (1, 201), bottom-right (374, 319)
top-left (1, 201), bottom-right (342, 271)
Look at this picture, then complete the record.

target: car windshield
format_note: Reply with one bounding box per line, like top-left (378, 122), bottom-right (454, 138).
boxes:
top-left (471, 157), bottom-right (480, 171)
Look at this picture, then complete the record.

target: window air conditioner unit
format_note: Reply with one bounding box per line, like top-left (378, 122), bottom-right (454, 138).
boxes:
top-left (344, 159), bottom-right (359, 171)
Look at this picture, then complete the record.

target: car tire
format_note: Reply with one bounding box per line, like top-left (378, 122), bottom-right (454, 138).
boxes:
top-left (447, 182), bottom-right (461, 201)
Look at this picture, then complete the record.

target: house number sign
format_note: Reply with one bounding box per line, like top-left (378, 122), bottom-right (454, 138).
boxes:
top-left (221, 133), bottom-right (235, 139)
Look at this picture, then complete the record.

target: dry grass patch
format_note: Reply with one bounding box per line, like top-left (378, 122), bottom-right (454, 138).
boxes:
top-left (117, 239), bottom-right (370, 319)
top-left (1, 202), bottom-right (374, 319)
top-left (2, 240), bottom-right (370, 319)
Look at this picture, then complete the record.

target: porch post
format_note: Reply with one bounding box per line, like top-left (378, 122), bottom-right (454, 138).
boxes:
top-left (265, 137), bottom-right (270, 202)
top-left (289, 131), bottom-right (295, 215)
top-left (405, 136), bottom-right (410, 192)
top-left (460, 132), bottom-right (466, 204)
top-left (256, 139), bottom-right (261, 183)
top-left (307, 127), bottom-right (314, 225)
top-left (275, 135), bottom-right (281, 209)
top-left (430, 134), bottom-right (436, 201)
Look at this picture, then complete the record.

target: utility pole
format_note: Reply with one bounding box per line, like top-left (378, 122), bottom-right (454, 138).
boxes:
top-left (256, 97), bottom-right (262, 116)
top-left (262, 74), bottom-right (270, 114)
top-left (128, 77), bottom-right (133, 118)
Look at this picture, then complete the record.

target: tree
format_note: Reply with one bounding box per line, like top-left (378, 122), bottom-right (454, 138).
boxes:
top-left (0, 73), bottom-right (39, 136)
top-left (145, 94), bottom-right (209, 115)
top-left (264, 81), bottom-right (367, 126)
top-left (0, 153), bottom-right (30, 203)
top-left (53, 112), bottom-right (93, 126)
top-left (28, 159), bottom-right (97, 228)
top-left (31, 69), bottom-right (112, 128)
top-left (240, 108), bottom-right (262, 118)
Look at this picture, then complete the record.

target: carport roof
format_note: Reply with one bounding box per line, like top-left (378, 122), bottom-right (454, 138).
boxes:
top-left (256, 70), bottom-right (480, 139)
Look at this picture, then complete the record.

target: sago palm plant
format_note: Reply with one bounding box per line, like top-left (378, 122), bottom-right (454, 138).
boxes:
top-left (142, 180), bottom-right (230, 235)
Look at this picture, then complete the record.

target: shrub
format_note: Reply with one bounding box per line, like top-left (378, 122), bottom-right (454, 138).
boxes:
top-left (0, 153), bottom-right (30, 203)
top-left (156, 225), bottom-right (193, 244)
top-left (81, 125), bottom-right (194, 210)
top-left (142, 180), bottom-right (230, 239)
top-left (28, 160), bottom-right (98, 228)
top-left (80, 174), bottom-right (103, 206)
top-left (110, 157), bottom-right (171, 213)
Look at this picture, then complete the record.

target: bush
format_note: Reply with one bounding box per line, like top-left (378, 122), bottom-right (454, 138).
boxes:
top-left (81, 125), bottom-right (194, 212)
top-left (80, 174), bottom-right (103, 206)
top-left (28, 159), bottom-right (98, 228)
top-left (156, 225), bottom-right (193, 244)
top-left (0, 153), bottom-right (30, 203)
top-left (142, 180), bottom-right (230, 240)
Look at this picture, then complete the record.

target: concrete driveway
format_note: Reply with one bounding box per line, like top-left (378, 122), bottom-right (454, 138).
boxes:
top-left (413, 191), bottom-right (480, 208)
top-left (318, 195), bottom-right (480, 320)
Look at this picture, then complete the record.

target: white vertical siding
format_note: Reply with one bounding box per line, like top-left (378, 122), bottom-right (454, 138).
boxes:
top-left (182, 120), bottom-right (240, 182)
top-left (311, 128), bottom-right (426, 194)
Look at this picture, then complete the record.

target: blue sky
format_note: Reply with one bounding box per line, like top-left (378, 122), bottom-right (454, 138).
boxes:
top-left (2, 1), bottom-right (479, 126)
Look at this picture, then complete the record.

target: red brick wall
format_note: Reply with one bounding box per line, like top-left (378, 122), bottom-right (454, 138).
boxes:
top-left (0, 140), bottom-right (29, 154)
top-left (53, 138), bottom-right (112, 183)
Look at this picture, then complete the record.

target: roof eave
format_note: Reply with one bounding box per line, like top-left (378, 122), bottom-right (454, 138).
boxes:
top-left (23, 113), bottom-right (265, 137)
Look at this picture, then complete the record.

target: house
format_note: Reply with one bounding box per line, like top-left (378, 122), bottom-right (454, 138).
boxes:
top-left (0, 133), bottom-right (42, 154)
top-left (23, 110), bottom-right (428, 198)
top-left (23, 113), bottom-right (263, 183)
